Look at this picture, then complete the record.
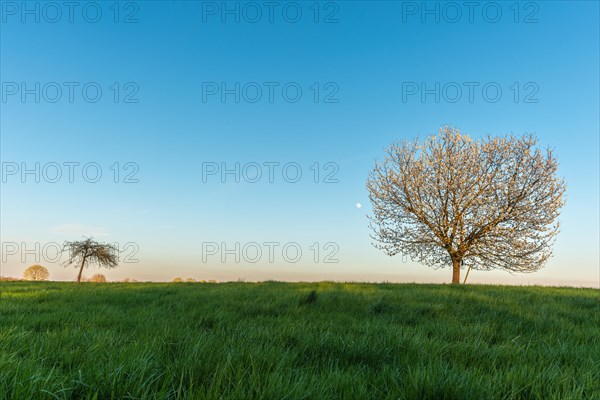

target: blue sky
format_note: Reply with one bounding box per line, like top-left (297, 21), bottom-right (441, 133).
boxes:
top-left (1, 1), bottom-right (598, 286)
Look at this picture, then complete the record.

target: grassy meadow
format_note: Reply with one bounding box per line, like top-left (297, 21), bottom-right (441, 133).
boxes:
top-left (0, 281), bottom-right (598, 399)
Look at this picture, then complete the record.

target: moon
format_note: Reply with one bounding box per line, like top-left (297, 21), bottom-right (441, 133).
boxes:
top-left (355, 203), bottom-right (362, 209)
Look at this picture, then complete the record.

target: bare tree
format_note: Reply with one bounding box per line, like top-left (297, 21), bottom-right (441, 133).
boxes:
top-left (367, 126), bottom-right (566, 284)
top-left (63, 237), bottom-right (119, 283)
top-left (22, 264), bottom-right (49, 281)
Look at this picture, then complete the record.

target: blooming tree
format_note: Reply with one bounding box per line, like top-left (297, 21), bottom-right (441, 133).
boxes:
top-left (367, 126), bottom-right (566, 284)
top-left (88, 273), bottom-right (107, 283)
top-left (23, 264), bottom-right (49, 281)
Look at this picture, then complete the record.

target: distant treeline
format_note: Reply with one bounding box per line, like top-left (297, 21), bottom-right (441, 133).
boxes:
top-left (0, 276), bottom-right (220, 283)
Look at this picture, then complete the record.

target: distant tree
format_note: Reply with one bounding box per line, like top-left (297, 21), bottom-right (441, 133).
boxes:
top-left (123, 277), bottom-right (138, 283)
top-left (185, 278), bottom-right (196, 282)
top-left (63, 237), bottom-right (119, 283)
top-left (367, 127), bottom-right (566, 284)
top-left (172, 277), bottom-right (183, 283)
top-left (22, 265), bottom-right (49, 281)
top-left (88, 273), bottom-right (107, 283)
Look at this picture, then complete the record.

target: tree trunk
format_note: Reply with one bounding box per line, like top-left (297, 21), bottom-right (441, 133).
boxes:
top-left (77, 257), bottom-right (87, 283)
top-left (452, 257), bottom-right (461, 284)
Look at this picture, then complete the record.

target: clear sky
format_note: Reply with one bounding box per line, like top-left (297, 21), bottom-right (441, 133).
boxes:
top-left (1, 1), bottom-right (598, 287)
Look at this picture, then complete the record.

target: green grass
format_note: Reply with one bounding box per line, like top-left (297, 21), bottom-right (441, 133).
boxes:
top-left (0, 281), bottom-right (598, 399)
